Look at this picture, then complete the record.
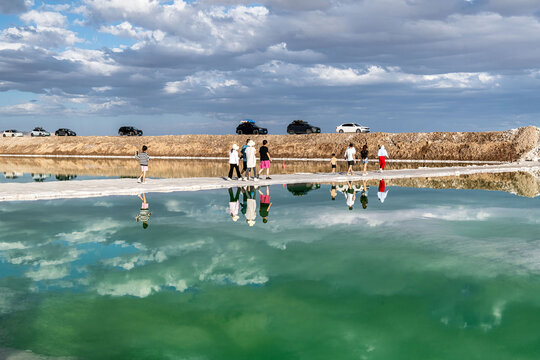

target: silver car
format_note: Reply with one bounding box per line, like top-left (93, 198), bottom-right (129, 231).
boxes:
top-left (31, 127), bottom-right (51, 137)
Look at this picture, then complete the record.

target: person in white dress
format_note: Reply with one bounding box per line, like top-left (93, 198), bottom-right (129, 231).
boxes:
top-left (244, 140), bottom-right (258, 181)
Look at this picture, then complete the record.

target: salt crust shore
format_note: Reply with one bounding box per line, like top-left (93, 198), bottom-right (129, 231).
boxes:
top-left (0, 154), bottom-right (502, 163)
top-left (0, 162), bottom-right (538, 202)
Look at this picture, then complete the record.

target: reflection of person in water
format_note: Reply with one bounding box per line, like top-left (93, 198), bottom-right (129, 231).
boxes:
top-left (245, 186), bottom-right (257, 226)
top-left (258, 186), bottom-right (272, 223)
top-left (330, 182), bottom-right (337, 201)
top-left (136, 193), bottom-right (152, 229)
top-left (360, 179), bottom-right (368, 209)
top-left (377, 179), bottom-right (389, 203)
top-left (228, 187), bottom-right (241, 222)
top-left (344, 181), bottom-right (357, 210)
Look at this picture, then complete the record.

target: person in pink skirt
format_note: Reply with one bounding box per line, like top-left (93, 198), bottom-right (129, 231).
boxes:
top-left (258, 139), bottom-right (272, 179)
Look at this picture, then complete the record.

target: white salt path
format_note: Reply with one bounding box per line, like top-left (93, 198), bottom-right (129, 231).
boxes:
top-left (1, 162), bottom-right (538, 202)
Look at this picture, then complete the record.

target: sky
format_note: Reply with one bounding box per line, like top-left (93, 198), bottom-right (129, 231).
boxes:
top-left (0, 0), bottom-right (539, 135)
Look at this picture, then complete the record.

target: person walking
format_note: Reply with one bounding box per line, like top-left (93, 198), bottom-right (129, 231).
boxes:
top-left (258, 140), bottom-right (272, 179)
top-left (135, 145), bottom-right (150, 184)
top-left (378, 144), bottom-right (389, 172)
top-left (240, 139), bottom-right (250, 178)
top-left (344, 143), bottom-right (356, 176)
top-left (244, 140), bottom-right (258, 181)
top-left (360, 144), bottom-right (369, 175)
top-left (228, 144), bottom-right (241, 180)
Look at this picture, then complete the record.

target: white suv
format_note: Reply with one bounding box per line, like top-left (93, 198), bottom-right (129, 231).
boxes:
top-left (31, 127), bottom-right (50, 137)
top-left (336, 123), bottom-right (370, 133)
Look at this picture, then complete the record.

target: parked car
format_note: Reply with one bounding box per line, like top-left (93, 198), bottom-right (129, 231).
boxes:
top-left (4, 171), bottom-right (24, 179)
top-left (31, 127), bottom-right (50, 137)
top-left (336, 123), bottom-right (370, 133)
top-left (56, 174), bottom-right (77, 181)
top-left (236, 119), bottom-right (268, 135)
top-left (287, 120), bottom-right (321, 134)
top-left (32, 173), bottom-right (50, 182)
top-left (286, 183), bottom-right (321, 196)
top-left (55, 128), bottom-right (76, 136)
top-left (118, 126), bottom-right (143, 136)
top-left (2, 129), bottom-right (23, 137)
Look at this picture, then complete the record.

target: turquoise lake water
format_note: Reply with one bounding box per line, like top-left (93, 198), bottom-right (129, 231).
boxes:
top-left (0, 182), bottom-right (539, 359)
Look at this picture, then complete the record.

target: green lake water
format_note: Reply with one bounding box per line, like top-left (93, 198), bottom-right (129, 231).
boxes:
top-left (0, 182), bottom-right (539, 359)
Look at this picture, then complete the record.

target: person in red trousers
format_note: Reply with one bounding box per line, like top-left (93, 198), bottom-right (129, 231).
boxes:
top-left (377, 144), bottom-right (388, 172)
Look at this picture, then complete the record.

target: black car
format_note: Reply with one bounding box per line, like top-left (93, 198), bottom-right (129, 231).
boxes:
top-left (118, 126), bottom-right (143, 136)
top-left (55, 174), bottom-right (77, 181)
top-left (287, 120), bottom-right (321, 134)
top-left (55, 128), bottom-right (76, 136)
top-left (286, 183), bottom-right (321, 196)
top-left (235, 120), bottom-right (268, 135)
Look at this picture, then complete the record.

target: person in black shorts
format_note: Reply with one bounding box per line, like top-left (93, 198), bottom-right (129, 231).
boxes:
top-left (258, 140), bottom-right (272, 179)
top-left (344, 143), bottom-right (356, 176)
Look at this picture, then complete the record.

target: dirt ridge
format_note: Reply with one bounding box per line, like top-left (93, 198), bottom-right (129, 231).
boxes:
top-left (0, 126), bottom-right (538, 161)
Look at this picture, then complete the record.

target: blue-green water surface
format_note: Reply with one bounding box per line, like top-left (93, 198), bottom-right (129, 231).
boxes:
top-left (0, 183), bottom-right (539, 359)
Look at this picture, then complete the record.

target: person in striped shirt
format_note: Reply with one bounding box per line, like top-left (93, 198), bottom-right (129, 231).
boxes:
top-left (135, 145), bottom-right (149, 184)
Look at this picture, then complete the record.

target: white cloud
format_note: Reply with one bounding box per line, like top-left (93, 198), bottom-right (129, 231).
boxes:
top-left (0, 241), bottom-right (26, 250)
top-left (55, 220), bottom-right (121, 244)
top-left (99, 21), bottom-right (165, 41)
top-left (20, 10), bottom-right (67, 27)
top-left (309, 207), bottom-right (493, 228)
top-left (0, 102), bottom-right (48, 116)
top-left (0, 25), bottom-right (81, 47)
top-left (54, 49), bottom-right (120, 75)
top-left (257, 61), bottom-right (500, 89)
top-left (102, 251), bottom-right (167, 270)
top-left (25, 265), bottom-right (69, 281)
top-left (164, 71), bottom-right (242, 94)
top-left (96, 279), bottom-right (161, 298)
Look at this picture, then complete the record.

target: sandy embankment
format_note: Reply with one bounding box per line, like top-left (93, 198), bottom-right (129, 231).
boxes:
top-left (0, 126), bottom-right (538, 161)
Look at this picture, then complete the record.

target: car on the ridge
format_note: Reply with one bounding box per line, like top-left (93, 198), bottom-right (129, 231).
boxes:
top-left (118, 126), bottom-right (143, 136)
top-left (55, 128), bottom-right (77, 136)
top-left (31, 127), bottom-right (51, 137)
top-left (2, 129), bottom-right (24, 137)
top-left (287, 120), bottom-right (321, 134)
top-left (235, 119), bottom-right (268, 135)
top-left (336, 123), bottom-right (370, 133)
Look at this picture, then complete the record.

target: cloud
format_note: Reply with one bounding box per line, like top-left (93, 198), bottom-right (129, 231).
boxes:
top-left (55, 219), bottom-right (121, 244)
top-left (25, 265), bottom-right (69, 281)
top-left (1, 25), bottom-right (81, 48)
top-left (0, 241), bottom-right (27, 250)
top-left (96, 279), bottom-right (161, 298)
top-left (164, 71), bottom-right (242, 94)
top-left (20, 10), bottom-right (67, 27)
top-left (0, 0), bottom-right (33, 14)
top-left (256, 61), bottom-right (499, 89)
top-left (308, 206), bottom-right (493, 228)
